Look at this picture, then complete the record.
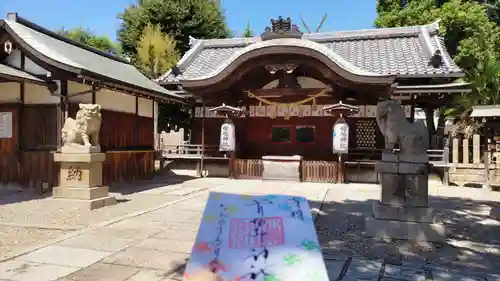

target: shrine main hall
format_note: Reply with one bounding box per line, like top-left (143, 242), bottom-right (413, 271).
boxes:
top-left (158, 17), bottom-right (469, 183)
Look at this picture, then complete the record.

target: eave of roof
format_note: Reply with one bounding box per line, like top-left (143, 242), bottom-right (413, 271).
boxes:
top-left (393, 82), bottom-right (471, 94)
top-left (0, 63), bottom-right (47, 85)
top-left (3, 13), bottom-right (184, 102)
top-left (470, 105), bottom-right (500, 118)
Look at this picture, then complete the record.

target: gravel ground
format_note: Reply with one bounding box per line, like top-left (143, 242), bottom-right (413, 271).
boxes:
top-left (0, 226), bottom-right (69, 260)
top-left (315, 185), bottom-right (500, 275)
top-left (0, 173), bottom-right (209, 260)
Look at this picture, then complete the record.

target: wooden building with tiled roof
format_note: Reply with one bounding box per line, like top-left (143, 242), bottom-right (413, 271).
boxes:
top-left (158, 17), bottom-right (470, 183)
top-left (0, 13), bottom-right (184, 189)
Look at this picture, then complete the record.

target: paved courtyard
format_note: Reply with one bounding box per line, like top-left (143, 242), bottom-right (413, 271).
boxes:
top-left (0, 174), bottom-right (500, 280)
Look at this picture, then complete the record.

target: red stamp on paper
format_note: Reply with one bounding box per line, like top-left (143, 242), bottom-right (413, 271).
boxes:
top-left (228, 216), bottom-right (285, 249)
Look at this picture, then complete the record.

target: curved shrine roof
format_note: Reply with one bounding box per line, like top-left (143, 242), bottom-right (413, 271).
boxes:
top-left (158, 20), bottom-right (464, 86)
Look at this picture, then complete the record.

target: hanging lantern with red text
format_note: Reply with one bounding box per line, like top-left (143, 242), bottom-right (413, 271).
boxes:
top-left (219, 119), bottom-right (235, 152)
top-left (332, 118), bottom-right (349, 154)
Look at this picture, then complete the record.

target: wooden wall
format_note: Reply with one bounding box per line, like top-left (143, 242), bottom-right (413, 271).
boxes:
top-left (0, 104), bottom-right (59, 186)
top-left (191, 116), bottom-right (384, 161)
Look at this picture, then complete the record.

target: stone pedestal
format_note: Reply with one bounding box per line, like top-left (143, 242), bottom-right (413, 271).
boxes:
top-left (52, 152), bottom-right (116, 210)
top-left (365, 152), bottom-right (446, 242)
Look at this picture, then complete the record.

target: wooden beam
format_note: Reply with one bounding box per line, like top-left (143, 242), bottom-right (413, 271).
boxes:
top-left (18, 53), bottom-right (25, 150)
top-left (250, 88), bottom-right (331, 97)
top-left (91, 84), bottom-right (96, 104)
top-left (58, 80), bottom-right (68, 149)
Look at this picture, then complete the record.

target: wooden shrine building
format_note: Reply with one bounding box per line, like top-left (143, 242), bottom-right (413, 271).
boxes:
top-left (158, 17), bottom-right (470, 183)
top-left (0, 13), bottom-right (183, 189)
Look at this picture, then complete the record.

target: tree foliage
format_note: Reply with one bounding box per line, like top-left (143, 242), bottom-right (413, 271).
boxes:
top-left (118, 0), bottom-right (231, 59)
top-left (376, 0), bottom-right (500, 70)
top-left (136, 24), bottom-right (179, 78)
top-left (243, 21), bottom-right (254, 37)
top-left (376, 0), bottom-right (500, 133)
top-left (56, 27), bottom-right (121, 55)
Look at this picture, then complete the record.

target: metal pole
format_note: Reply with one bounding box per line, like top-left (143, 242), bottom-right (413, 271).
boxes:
top-left (200, 104), bottom-right (206, 177)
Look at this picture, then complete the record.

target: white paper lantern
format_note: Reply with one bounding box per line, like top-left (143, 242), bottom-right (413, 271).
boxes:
top-left (333, 119), bottom-right (349, 154)
top-left (219, 120), bottom-right (235, 152)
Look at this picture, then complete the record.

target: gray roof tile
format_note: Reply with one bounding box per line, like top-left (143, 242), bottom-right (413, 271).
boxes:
top-left (3, 14), bottom-right (182, 101)
top-left (160, 21), bottom-right (463, 84)
top-left (0, 63), bottom-right (45, 84)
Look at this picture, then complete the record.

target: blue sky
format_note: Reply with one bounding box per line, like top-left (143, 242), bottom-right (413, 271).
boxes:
top-left (0, 0), bottom-right (377, 41)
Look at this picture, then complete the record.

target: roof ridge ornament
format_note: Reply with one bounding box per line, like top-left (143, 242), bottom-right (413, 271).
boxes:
top-left (261, 16), bottom-right (302, 41)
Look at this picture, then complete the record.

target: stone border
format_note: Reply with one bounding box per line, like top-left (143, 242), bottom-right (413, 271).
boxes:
top-left (0, 222), bottom-right (81, 231)
top-left (0, 189), bottom-right (208, 262)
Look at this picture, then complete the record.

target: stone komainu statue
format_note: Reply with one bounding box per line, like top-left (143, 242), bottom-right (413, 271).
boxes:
top-left (375, 100), bottom-right (429, 155)
top-left (61, 104), bottom-right (102, 148)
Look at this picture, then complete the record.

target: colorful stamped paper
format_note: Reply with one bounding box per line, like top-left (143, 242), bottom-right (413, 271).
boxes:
top-left (184, 192), bottom-right (329, 281)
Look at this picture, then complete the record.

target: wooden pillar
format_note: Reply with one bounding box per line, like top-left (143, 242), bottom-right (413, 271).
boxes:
top-left (229, 150), bottom-right (236, 179)
top-left (442, 137), bottom-right (450, 186)
top-left (424, 107), bottom-right (436, 148)
top-left (58, 80), bottom-right (68, 149)
top-left (199, 104), bottom-right (206, 177)
top-left (18, 53), bottom-right (25, 151)
top-left (338, 154), bottom-right (345, 183)
top-left (452, 138), bottom-right (459, 164)
top-left (462, 138), bottom-right (469, 164)
top-left (135, 95), bottom-right (139, 146)
top-left (483, 123), bottom-right (491, 189)
top-left (410, 94), bottom-right (416, 123)
top-left (473, 134), bottom-right (481, 164)
top-left (91, 84), bottom-right (97, 104)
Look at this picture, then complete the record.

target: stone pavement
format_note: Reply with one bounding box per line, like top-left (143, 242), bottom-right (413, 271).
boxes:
top-left (0, 178), bottom-right (500, 280)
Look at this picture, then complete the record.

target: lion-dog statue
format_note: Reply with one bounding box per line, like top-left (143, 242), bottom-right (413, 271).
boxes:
top-left (375, 100), bottom-right (429, 202)
top-left (61, 104), bottom-right (101, 148)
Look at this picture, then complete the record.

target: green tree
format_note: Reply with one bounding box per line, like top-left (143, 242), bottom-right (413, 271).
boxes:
top-left (137, 24), bottom-right (180, 78)
top-left (376, 0), bottom-right (499, 69)
top-left (376, 0), bottom-right (500, 134)
top-left (56, 27), bottom-right (121, 55)
top-left (242, 21), bottom-right (254, 37)
top-left (118, 0), bottom-right (231, 59)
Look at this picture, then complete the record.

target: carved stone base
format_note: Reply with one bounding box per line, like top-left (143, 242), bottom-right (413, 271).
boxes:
top-left (51, 196), bottom-right (117, 210)
top-left (365, 216), bottom-right (445, 242)
top-left (372, 201), bottom-right (435, 223)
top-left (53, 152), bottom-right (115, 210)
top-left (61, 144), bottom-right (101, 154)
top-left (52, 186), bottom-right (110, 200)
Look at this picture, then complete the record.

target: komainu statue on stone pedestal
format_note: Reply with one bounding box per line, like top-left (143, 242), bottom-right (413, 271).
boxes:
top-left (61, 104), bottom-right (101, 149)
top-left (376, 100), bottom-right (428, 155)
top-left (375, 100), bottom-right (429, 203)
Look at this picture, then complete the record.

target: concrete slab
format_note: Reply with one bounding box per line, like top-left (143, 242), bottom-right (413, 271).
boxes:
top-left (57, 262), bottom-right (139, 281)
top-left (343, 259), bottom-right (382, 280)
top-left (0, 260), bottom-right (79, 281)
top-left (325, 259), bottom-right (348, 281)
top-left (144, 208), bottom-right (201, 223)
top-left (136, 238), bottom-right (193, 254)
top-left (86, 226), bottom-right (161, 240)
top-left (126, 269), bottom-right (171, 281)
top-left (383, 264), bottom-right (427, 281)
top-left (14, 245), bottom-right (112, 268)
top-left (103, 247), bottom-right (189, 272)
top-left (365, 217), bottom-right (446, 242)
top-left (432, 271), bottom-right (484, 281)
top-left (153, 230), bottom-right (197, 241)
top-left (169, 222), bottom-right (201, 232)
top-left (57, 233), bottom-right (135, 252)
top-left (106, 218), bottom-right (168, 231)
